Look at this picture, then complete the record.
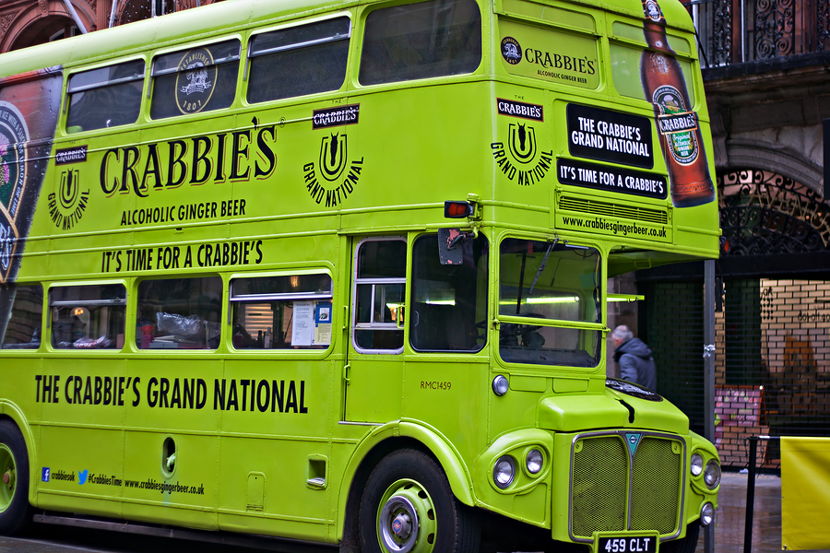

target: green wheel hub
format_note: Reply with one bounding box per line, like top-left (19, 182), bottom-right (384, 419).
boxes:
top-left (0, 444), bottom-right (16, 512)
top-left (376, 478), bottom-right (437, 553)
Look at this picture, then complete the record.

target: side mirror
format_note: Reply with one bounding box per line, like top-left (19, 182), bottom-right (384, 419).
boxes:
top-left (437, 228), bottom-right (472, 265)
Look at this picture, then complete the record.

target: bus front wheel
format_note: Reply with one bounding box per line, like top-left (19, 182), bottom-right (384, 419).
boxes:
top-left (661, 522), bottom-right (700, 553)
top-left (0, 421), bottom-right (31, 535)
top-left (358, 449), bottom-right (480, 553)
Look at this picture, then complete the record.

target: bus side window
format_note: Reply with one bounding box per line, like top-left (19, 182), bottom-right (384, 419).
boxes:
top-left (150, 39), bottom-right (240, 119)
top-left (66, 60), bottom-right (145, 133)
top-left (0, 283), bottom-right (43, 349)
top-left (230, 274), bottom-right (333, 350)
top-left (359, 0), bottom-right (481, 86)
top-left (410, 233), bottom-right (488, 352)
top-left (353, 239), bottom-right (406, 353)
top-left (247, 17), bottom-right (350, 104)
top-left (137, 276), bottom-right (221, 350)
top-left (50, 284), bottom-right (126, 349)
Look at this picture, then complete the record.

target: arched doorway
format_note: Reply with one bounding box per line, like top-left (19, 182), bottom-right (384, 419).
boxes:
top-left (7, 15), bottom-right (79, 51)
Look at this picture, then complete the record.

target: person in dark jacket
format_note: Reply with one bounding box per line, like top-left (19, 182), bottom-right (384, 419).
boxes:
top-left (611, 325), bottom-right (657, 390)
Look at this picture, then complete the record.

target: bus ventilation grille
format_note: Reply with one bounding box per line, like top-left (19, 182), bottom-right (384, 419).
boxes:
top-left (559, 196), bottom-right (668, 225)
top-left (570, 433), bottom-right (682, 540)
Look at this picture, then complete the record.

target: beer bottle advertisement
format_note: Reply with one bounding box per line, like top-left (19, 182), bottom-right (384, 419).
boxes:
top-left (0, 67), bottom-right (62, 284)
top-left (640, 0), bottom-right (714, 207)
top-left (0, 68), bottom-right (63, 341)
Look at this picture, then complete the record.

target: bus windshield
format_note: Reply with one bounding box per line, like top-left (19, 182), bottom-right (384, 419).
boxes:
top-left (499, 239), bottom-right (601, 367)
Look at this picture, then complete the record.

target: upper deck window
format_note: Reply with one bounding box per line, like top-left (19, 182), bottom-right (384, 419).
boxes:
top-left (360, 0), bottom-right (481, 85)
top-left (151, 39), bottom-right (240, 119)
top-left (66, 60), bottom-right (145, 133)
top-left (610, 41), bottom-right (696, 106)
top-left (247, 17), bottom-right (350, 104)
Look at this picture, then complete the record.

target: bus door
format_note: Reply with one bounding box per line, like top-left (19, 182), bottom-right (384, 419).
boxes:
top-left (344, 237), bottom-right (407, 422)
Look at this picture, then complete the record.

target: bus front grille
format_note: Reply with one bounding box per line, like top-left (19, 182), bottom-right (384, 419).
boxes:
top-left (559, 196), bottom-right (669, 225)
top-left (570, 433), bottom-right (684, 541)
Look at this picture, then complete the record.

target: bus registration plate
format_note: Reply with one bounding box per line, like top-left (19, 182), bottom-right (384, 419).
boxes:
top-left (597, 535), bottom-right (658, 553)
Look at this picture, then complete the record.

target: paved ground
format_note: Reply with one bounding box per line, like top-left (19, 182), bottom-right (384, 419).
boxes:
top-left (3, 470), bottom-right (829, 552)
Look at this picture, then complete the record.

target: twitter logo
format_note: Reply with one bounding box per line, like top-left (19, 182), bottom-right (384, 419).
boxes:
top-left (78, 470), bottom-right (89, 485)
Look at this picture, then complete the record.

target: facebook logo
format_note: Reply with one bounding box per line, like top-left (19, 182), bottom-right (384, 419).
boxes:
top-left (41, 467), bottom-right (51, 482)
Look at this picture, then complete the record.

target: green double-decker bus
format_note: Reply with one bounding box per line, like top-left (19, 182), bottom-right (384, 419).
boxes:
top-left (0, 0), bottom-right (720, 551)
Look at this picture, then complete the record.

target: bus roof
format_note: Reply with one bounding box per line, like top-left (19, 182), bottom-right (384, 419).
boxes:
top-left (1, 0), bottom-right (697, 78)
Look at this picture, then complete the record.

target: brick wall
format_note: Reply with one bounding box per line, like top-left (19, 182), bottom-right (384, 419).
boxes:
top-left (715, 279), bottom-right (830, 469)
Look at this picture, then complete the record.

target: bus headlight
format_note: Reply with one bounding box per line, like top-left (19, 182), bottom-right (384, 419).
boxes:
top-left (704, 459), bottom-right (721, 489)
top-left (690, 453), bottom-right (704, 476)
top-left (526, 449), bottom-right (543, 475)
top-left (700, 502), bottom-right (715, 526)
top-left (493, 455), bottom-right (516, 489)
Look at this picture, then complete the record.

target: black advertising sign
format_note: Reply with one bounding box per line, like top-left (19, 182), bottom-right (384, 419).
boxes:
top-left (567, 103), bottom-right (653, 169)
top-left (557, 158), bottom-right (667, 200)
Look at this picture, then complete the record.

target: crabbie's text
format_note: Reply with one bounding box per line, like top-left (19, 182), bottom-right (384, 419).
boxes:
top-left (99, 126), bottom-right (277, 198)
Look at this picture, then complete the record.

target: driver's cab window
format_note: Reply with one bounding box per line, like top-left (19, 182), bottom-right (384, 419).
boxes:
top-left (410, 232), bottom-right (488, 352)
top-left (352, 238), bottom-right (406, 352)
top-left (499, 238), bottom-right (601, 367)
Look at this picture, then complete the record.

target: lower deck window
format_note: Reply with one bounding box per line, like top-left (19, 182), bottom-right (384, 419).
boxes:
top-left (353, 239), bottom-right (406, 352)
top-left (50, 284), bottom-right (126, 349)
top-left (137, 277), bottom-right (221, 349)
top-left (410, 232), bottom-right (488, 352)
top-left (1, 284), bottom-right (42, 349)
top-left (230, 274), bottom-right (333, 349)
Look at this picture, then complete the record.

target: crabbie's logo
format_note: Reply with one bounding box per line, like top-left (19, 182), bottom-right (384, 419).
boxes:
top-left (491, 104), bottom-right (552, 186)
top-left (312, 105), bottom-right (359, 129)
top-left (303, 112), bottom-right (365, 207)
top-left (176, 48), bottom-right (217, 114)
top-left (497, 98), bottom-right (543, 122)
top-left (48, 169), bottom-right (90, 230)
top-left (0, 101), bottom-right (29, 277)
top-left (501, 37), bottom-right (522, 65)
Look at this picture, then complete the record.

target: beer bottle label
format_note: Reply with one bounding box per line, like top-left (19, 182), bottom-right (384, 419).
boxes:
top-left (652, 85), bottom-right (699, 166)
top-left (642, 0), bottom-right (664, 23)
top-left (0, 101), bottom-right (29, 276)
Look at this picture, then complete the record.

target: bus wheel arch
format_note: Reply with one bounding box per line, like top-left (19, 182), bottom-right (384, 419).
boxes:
top-left (357, 448), bottom-right (480, 553)
top-left (339, 428), bottom-right (476, 552)
top-left (0, 417), bottom-right (32, 535)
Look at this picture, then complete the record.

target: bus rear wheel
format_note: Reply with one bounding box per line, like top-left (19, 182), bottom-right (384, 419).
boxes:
top-left (358, 449), bottom-right (479, 553)
top-left (0, 421), bottom-right (30, 535)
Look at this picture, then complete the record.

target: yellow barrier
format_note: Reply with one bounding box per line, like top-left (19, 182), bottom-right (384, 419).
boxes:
top-left (781, 436), bottom-right (830, 550)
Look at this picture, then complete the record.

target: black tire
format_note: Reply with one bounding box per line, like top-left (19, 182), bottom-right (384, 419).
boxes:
top-left (358, 449), bottom-right (480, 553)
top-left (661, 522), bottom-right (700, 553)
top-left (0, 420), bottom-right (31, 535)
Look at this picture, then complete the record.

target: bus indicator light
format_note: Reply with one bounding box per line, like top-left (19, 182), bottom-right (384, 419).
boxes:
top-left (444, 201), bottom-right (474, 218)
